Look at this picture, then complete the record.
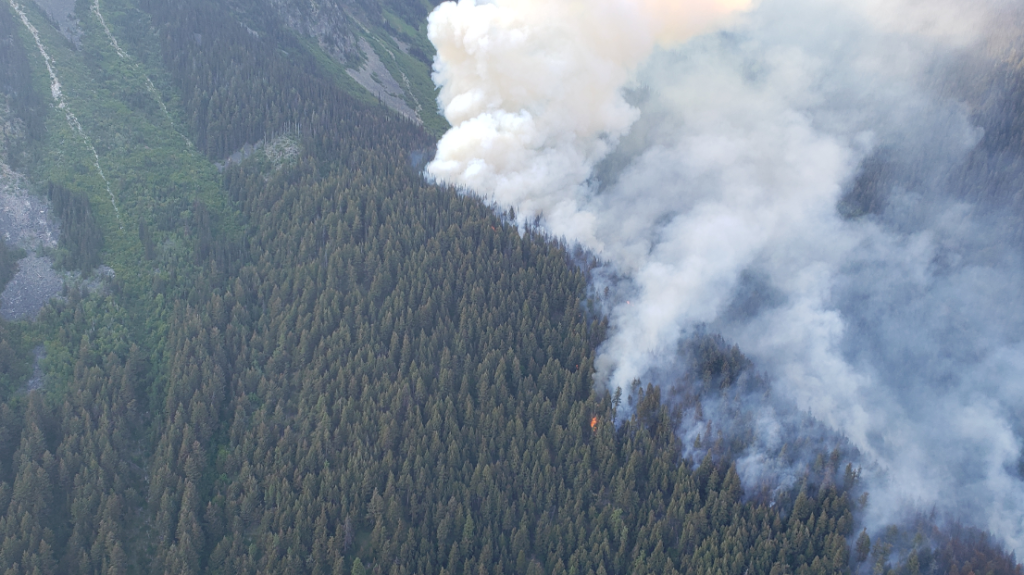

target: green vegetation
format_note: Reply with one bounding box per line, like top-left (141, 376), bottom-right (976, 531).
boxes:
top-left (8, 0), bottom-right (235, 291)
top-left (0, 321), bottom-right (37, 397)
top-left (0, 0), bottom-right (1018, 574)
top-left (293, 33), bottom-right (383, 110)
top-left (0, 2), bottom-right (45, 163)
top-left (46, 183), bottom-right (103, 273)
top-left (359, 19), bottom-right (449, 136)
top-left (0, 236), bottom-right (25, 294)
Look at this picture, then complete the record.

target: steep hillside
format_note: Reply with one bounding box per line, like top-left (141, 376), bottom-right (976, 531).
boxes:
top-left (265, 0), bottom-right (447, 134)
top-left (0, 1), bottom-right (1019, 575)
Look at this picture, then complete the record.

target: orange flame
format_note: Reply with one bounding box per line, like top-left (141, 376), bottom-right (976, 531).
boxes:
top-left (590, 416), bottom-right (598, 429)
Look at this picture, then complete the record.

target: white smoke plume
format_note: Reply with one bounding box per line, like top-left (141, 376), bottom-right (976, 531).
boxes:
top-left (427, 0), bottom-right (1024, 555)
top-left (427, 0), bottom-right (751, 247)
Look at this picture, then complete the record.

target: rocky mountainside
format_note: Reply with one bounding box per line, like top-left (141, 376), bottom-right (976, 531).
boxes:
top-left (267, 0), bottom-right (447, 132)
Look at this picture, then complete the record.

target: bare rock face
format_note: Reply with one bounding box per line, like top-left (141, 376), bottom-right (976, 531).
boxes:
top-left (267, 0), bottom-right (360, 64)
top-left (266, 0), bottom-right (422, 123)
top-left (0, 169), bottom-right (58, 253)
top-left (345, 37), bottom-right (420, 122)
top-left (0, 101), bottom-right (63, 321)
top-left (31, 0), bottom-right (82, 48)
top-left (0, 255), bottom-right (63, 321)
top-left (0, 167), bottom-right (62, 320)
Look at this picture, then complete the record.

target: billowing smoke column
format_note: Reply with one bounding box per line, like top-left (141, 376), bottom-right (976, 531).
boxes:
top-left (427, 0), bottom-right (1024, 554)
top-left (427, 0), bottom-right (752, 248)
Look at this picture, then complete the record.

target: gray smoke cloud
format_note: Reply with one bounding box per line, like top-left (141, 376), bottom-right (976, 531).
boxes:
top-left (427, 0), bottom-right (1024, 553)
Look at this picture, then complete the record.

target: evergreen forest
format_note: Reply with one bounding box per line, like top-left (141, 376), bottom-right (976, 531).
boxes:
top-left (0, 0), bottom-right (1019, 574)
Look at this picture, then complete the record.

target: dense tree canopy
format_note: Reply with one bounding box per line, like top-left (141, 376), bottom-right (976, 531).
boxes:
top-left (0, 1), bottom-right (1019, 574)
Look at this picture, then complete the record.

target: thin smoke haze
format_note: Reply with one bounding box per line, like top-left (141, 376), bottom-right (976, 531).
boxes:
top-left (427, 0), bottom-right (1024, 555)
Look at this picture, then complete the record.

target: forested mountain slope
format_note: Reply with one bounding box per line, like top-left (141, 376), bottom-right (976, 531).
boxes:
top-left (0, 1), bottom-right (1018, 575)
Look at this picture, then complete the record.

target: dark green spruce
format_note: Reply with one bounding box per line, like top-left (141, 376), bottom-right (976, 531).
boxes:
top-left (0, 1), bottom-right (1019, 575)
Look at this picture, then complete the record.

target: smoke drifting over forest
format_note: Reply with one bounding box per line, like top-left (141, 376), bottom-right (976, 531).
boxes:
top-left (426, 0), bottom-right (1024, 555)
